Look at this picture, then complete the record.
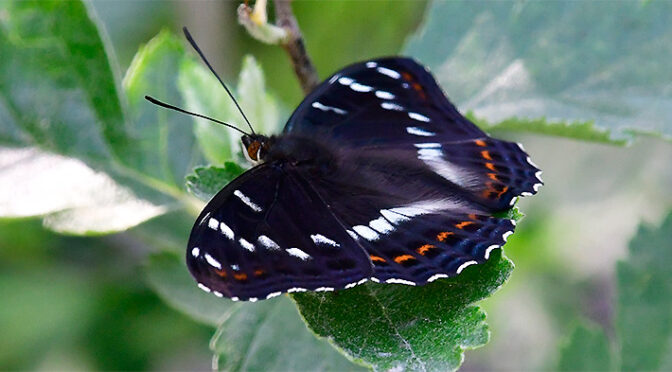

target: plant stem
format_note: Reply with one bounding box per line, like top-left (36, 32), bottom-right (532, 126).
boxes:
top-left (273, 0), bottom-right (319, 94)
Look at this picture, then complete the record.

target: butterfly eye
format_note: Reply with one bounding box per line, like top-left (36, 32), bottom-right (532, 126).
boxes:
top-left (246, 141), bottom-right (262, 161)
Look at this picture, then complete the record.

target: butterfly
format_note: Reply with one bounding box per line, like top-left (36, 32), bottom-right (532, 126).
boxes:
top-left (149, 29), bottom-right (542, 302)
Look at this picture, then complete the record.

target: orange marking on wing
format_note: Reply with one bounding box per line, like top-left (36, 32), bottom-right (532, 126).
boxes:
top-left (402, 72), bottom-right (413, 81)
top-left (468, 213), bottom-right (478, 220)
top-left (215, 269), bottom-right (227, 278)
top-left (370, 255), bottom-right (387, 263)
top-left (496, 186), bottom-right (509, 197)
top-left (437, 231), bottom-right (454, 241)
top-left (455, 221), bottom-right (475, 229)
top-left (233, 273), bottom-right (248, 281)
top-left (487, 173), bottom-right (499, 181)
top-left (417, 244), bottom-right (436, 255)
top-left (393, 254), bottom-right (416, 264)
top-left (485, 162), bottom-right (497, 171)
top-left (481, 150), bottom-right (492, 160)
top-left (475, 139), bottom-right (487, 147)
top-left (254, 269), bottom-right (265, 276)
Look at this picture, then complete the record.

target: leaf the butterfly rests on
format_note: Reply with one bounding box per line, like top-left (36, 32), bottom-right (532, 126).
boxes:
top-left (186, 57), bottom-right (542, 301)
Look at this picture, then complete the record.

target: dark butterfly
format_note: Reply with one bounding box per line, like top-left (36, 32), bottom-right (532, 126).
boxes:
top-left (149, 29), bottom-right (542, 302)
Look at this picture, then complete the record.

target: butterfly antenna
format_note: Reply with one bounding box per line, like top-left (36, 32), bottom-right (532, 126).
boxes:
top-left (145, 96), bottom-right (249, 136)
top-left (182, 26), bottom-right (256, 135)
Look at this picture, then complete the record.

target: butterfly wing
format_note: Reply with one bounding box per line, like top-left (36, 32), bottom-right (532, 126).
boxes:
top-left (284, 57), bottom-right (542, 210)
top-left (187, 163), bottom-right (373, 301)
top-left (297, 156), bottom-right (515, 285)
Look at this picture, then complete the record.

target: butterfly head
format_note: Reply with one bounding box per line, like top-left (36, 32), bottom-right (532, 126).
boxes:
top-left (242, 134), bottom-right (271, 163)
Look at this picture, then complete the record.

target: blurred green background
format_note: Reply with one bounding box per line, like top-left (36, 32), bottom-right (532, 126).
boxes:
top-left (1, 1), bottom-right (671, 371)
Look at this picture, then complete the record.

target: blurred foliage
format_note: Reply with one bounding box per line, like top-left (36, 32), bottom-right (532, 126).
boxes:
top-left (1, 0), bottom-right (671, 371)
top-left (0, 219), bottom-right (211, 370)
top-left (556, 211), bottom-right (672, 371)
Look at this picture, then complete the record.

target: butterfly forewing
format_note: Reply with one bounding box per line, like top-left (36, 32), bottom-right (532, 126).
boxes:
top-left (187, 164), bottom-right (372, 301)
top-left (285, 57), bottom-right (542, 208)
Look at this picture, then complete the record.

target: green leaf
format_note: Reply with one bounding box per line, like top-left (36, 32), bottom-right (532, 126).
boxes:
top-left (292, 249), bottom-right (514, 371)
top-left (616, 212), bottom-right (672, 371)
top-left (145, 252), bottom-right (233, 327)
top-left (211, 296), bottom-right (365, 372)
top-left (557, 322), bottom-right (613, 371)
top-left (178, 57), bottom-right (239, 164)
top-left (178, 55), bottom-right (282, 164)
top-left (185, 163), bottom-right (246, 202)
top-left (123, 29), bottom-right (199, 188)
top-left (405, 1), bottom-right (672, 142)
top-left (0, 1), bottom-right (126, 162)
top-left (0, 3), bottom-right (194, 234)
top-left (237, 56), bottom-right (282, 136)
top-left (468, 115), bottom-right (627, 146)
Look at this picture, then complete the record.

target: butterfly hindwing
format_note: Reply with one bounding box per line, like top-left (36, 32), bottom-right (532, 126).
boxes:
top-left (187, 163), bottom-right (373, 301)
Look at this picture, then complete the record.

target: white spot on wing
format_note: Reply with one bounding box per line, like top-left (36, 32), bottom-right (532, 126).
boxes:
top-left (266, 292), bottom-right (282, 299)
top-left (456, 260), bottom-right (477, 274)
top-left (417, 147), bottom-right (480, 188)
top-left (197, 283), bottom-right (211, 293)
top-left (249, 297), bottom-right (258, 302)
top-left (535, 170), bottom-right (544, 183)
top-left (502, 231), bottom-right (513, 242)
top-left (377, 66), bottom-right (401, 79)
top-left (370, 277), bottom-right (381, 283)
top-left (352, 225), bottom-right (380, 241)
top-left (366, 61), bottom-right (377, 68)
top-left (369, 217), bottom-right (394, 234)
top-left (526, 156), bottom-right (540, 168)
top-left (286, 247), bottom-right (311, 260)
top-left (204, 253), bottom-right (222, 269)
top-left (213, 291), bottom-right (223, 297)
top-left (220, 222), bottom-right (234, 240)
top-left (350, 82), bottom-right (374, 92)
top-left (191, 247), bottom-right (200, 257)
top-left (485, 245), bottom-right (500, 260)
top-left (381, 102), bottom-right (404, 111)
top-left (231, 296), bottom-right (240, 301)
top-left (328, 74), bottom-right (340, 84)
top-left (311, 234), bottom-right (340, 247)
top-left (406, 126), bottom-right (435, 136)
top-left (385, 278), bottom-right (416, 286)
top-left (312, 101), bottom-right (347, 115)
top-left (414, 143), bottom-right (441, 149)
top-left (346, 230), bottom-right (359, 240)
top-left (208, 217), bottom-right (219, 230)
top-left (380, 209), bottom-right (410, 224)
top-left (239, 238), bottom-right (255, 252)
top-left (338, 76), bottom-right (354, 85)
top-left (427, 273), bottom-right (448, 282)
top-left (345, 278), bottom-right (368, 289)
top-left (521, 191), bottom-right (533, 197)
top-left (233, 190), bottom-right (262, 212)
top-left (287, 287), bottom-right (307, 293)
top-left (375, 90), bottom-right (395, 99)
top-left (315, 287), bottom-right (334, 292)
top-left (408, 112), bottom-right (431, 122)
top-left (231, 264), bottom-right (240, 271)
top-left (258, 235), bottom-right (280, 250)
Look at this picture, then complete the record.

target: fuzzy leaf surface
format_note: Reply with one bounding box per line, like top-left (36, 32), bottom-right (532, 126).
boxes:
top-left (292, 249), bottom-right (514, 372)
top-left (405, 1), bottom-right (672, 142)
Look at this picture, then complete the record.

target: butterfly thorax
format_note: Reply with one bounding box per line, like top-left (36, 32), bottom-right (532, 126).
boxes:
top-left (263, 135), bottom-right (336, 172)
